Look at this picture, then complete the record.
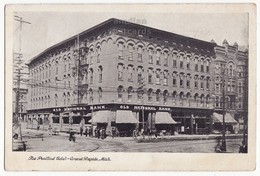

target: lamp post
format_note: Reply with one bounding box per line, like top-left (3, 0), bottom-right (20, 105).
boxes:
top-left (91, 96), bottom-right (94, 137)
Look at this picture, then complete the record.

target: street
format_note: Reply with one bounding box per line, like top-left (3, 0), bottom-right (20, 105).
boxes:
top-left (20, 128), bottom-right (243, 153)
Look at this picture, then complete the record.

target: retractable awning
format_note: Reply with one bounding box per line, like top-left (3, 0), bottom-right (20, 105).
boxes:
top-left (116, 110), bottom-right (139, 124)
top-left (88, 110), bottom-right (114, 123)
top-left (213, 112), bottom-right (238, 125)
top-left (155, 112), bottom-right (177, 124)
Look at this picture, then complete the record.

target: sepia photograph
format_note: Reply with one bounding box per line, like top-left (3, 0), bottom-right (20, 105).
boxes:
top-left (5, 3), bottom-right (256, 171)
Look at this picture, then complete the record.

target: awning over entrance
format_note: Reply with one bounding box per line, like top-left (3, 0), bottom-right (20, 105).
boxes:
top-left (88, 110), bottom-right (114, 123)
top-left (116, 110), bottom-right (139, 124)
top-left (213, 112), bottom-right (238, 125)
top-left (155, 112), bottom-right (177, 124)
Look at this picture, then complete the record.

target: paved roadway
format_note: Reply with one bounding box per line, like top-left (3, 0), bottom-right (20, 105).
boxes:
top-left (22, 129), bottom-right (243, 153)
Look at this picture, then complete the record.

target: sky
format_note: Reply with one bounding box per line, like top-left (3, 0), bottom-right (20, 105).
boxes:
top-left (13, 11), bottom-right (248, 63)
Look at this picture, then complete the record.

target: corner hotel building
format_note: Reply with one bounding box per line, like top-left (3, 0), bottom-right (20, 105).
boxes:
top-left (26, 18), bottom-right (247, 135)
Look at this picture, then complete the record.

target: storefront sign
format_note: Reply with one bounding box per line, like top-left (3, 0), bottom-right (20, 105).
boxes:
top-left (53, 108), bottom-right (62, 112)
top-left (119, 105), bottom-right (130, 109)
top-left (133, 106), bottom-right (157, 111)
top-left (90, 105), bottom-right (106, 110)
top-left (158, 107), bottom-right (171, 111)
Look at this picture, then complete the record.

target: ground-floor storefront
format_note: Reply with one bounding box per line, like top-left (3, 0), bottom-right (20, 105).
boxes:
top-left (26, 103), bottom-right (214, 136)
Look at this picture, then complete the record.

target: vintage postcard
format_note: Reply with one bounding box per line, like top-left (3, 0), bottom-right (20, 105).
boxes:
top-left (4, 3), bottom-right (256, 171)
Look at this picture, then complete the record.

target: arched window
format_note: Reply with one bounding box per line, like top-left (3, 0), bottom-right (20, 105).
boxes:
top-left (148, 68), bottom-right (153, 84)
top-left (179, 73), bottom-right (184, 87)
top-left (163, 70), bottom-right (168, 85)
top-left (147, 88), bottom-right (153, 103)
top-left (172, 72), bottom-right (177, 86)
top-left (156, 69), bottom-right (160, 85)
top-left (118, 42), bottom-right (124, 59)
top-left (137, 45), bottom-right (143, 62)
top-left (186, 55), bottom-right (190, 70)
top-left (137, 66), bottom-right (143, 84)
top-left (96, 46), bottom-right (101, 62)
top-left (172, 91), bottom-right (177, 105)
top-left (98, 87), bottom-right (102, 102)
top-left (163, 90), bottom-right (168, 105)
top-left (118, 64), bottom-right (124, 80)
top-left (206, 95), bottom-right (210, 107)
top-left (179, 92), bottom-right (184, 105)
top-left (127, 86), bottom-right (133, 102)
top-left (156, 49), bottom-right (161, 65)
top-left (148, 47), bottom-right (153, 64)
top-left (186, 74), bottom-right (191, 88)
top-left (206, 77), bottom-right (210, 90)
top-left (206, 59), bottom-right (210, 73)
top-left (194, 93), bottom-right (199, 107)
top-left (200, 76), bottom-right (204, 90)
top-left (164, 51), bottom-right (168, 66)
top-left (98, 66), bottom-right (103, 83)
top-left (172, 52), bottom-right (177, 67)
top-left (179, 54), bottom-right (184, 68)
top-left (128, 43), bottom-right (134, 61)
top-left (200, 94), bottom-right (204, 107)
top-left (156, 89), bottom-right (161, 103)
top-left (128, 65), bottom-right (134, 82)
top-left (194, 57), bottom-right (198, 71)
top-left (88, 68), bottom-right (94, 84)
top-left (89, 89), bottom-right (93, 103)
top-left (186, 92), bottom-right (191, 106)
top-left (117, 86), bottom-right (123, 102)
top-left (200, 58), bottom-right (204, 72)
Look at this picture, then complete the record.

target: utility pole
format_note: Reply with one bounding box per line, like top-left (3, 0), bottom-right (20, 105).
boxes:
top-left (221, 65), bottom-right (227, 152)
top-left (242, 52), bottom-right (248, 149)
top-left (137, 74), bottom-right (145, 130)
top-left (13, 15), bottom-right (30, 150)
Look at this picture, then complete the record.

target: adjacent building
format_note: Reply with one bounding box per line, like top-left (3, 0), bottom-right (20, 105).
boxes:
top-left (26, 18), bottom-right (248, 135)
top-left (212, 40), bottom-right (248, 133)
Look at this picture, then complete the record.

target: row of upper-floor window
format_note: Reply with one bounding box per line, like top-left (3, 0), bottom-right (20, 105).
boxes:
top-left (117, 64), bottom-right (211, 90)
top-left (214, 96), bottom-right (245, 109)
top-left (117, 85), bottom-right (211, 105)
top-left (117, 42), bottom-right (211, 73)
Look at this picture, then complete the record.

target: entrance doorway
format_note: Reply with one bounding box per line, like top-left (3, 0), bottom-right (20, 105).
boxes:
top-left (138, 111), bottom-right (150, 131)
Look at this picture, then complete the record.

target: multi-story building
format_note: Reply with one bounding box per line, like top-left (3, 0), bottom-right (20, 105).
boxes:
top-left (212, 39), bottom-right (248, 132)
top-left (26, 18), bottom-right (247, 135)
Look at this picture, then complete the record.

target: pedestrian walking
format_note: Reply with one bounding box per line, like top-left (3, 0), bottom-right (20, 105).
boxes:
top-left (140, 128), bottom-right (145, 139)
top-left (133, 129), bottom-right (138, 139)
top-left (111, 127), bottom-right (116, 138)
top-left (79, 117), bottom-right (85, 136)
top-left (147, 128), bottom-right (151, 140)
top-left (48, 125), bottom-right (53, 135)
top-left (97, 127), bottom-right (100, 139)
top-left (85, 127), bottom-right (89, 137)
top-left (69, 129), bottom-right (76, 142)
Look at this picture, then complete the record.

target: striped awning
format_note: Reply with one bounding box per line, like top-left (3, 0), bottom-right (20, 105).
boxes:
top-left (213, 112), bottom-right (238, 125)
top-left (116, 110), bottom-right (139, 124)
top-left (155, 112), bottom-right (177, 124)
